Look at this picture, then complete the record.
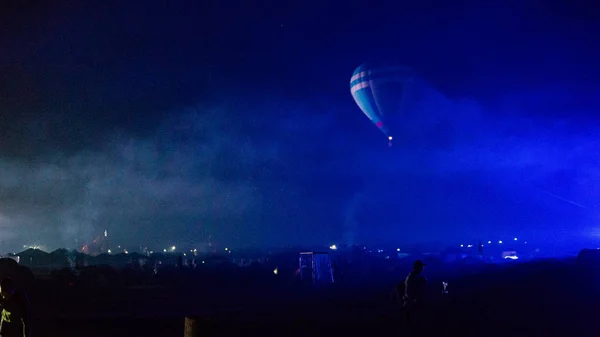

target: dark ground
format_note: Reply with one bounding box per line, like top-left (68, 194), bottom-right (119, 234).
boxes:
top-left (25, 259), bottom-right (600, 337)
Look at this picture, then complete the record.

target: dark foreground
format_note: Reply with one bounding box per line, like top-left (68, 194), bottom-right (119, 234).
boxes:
top-left (28, 259), bottom-right (600, 337)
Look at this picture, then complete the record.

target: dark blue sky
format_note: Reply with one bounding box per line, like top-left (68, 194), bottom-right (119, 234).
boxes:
top-left (1, 0), bottom-right (599, 252)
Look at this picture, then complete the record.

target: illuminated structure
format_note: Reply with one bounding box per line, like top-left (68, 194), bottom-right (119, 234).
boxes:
top-left (104, 229), bottom-right (109, 253)
top-left (80, 231), bottom-right (109, 256)
top-left (298, 252), bottom-right (334, 285)
top-left (502, 251), bottom-right (519, 260)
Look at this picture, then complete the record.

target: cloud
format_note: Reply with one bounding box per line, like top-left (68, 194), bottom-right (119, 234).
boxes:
top-left (0, 103), bottom-right (275, 250)
top-left (0, 212), bottom-right (17, 242)
top-left (2, 81), bottom-right (600, 251)
top-left (0, 95), bottom-right (346, 251)
top-left (344, 81), bottom-right (600, 243)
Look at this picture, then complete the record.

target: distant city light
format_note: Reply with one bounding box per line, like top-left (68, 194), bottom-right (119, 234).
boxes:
top-left (225, 247), bottom-right (229, 251)
top-left (273, 268), bottom-right (278, 275)
top-left (396, 248), bottom-right (400, 252)
top-left (514, 237), bottom-right (518, 241)
top-left (163, 249), bottom-right (167, 252)
top-left (460, 244), bottom-right (464, 247)
top-left (104, 230), bottom-right (108, 237)
top-left (467, 244), bottom-right (473, 248)
top-left (504, 255), bottom-right (519, 260)
top-left (124, 249), bottom-right (129, 254)
top-left (107, 249), bottom-right (112, 254)
top-left (499, 240), bottom-right (503, 244)
top-left (488, 241), bottom-right (491, 244)
top-left (171, 246), bottom-right (176, 251)
top-left (329, 245), bottom-right (337, 250)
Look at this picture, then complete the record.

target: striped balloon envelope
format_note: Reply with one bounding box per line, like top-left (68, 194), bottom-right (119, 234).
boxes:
top-left (350, 64), bottom-right (416, 146)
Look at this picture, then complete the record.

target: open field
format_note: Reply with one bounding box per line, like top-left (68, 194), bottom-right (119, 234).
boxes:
top-left (23, 259), bottom-right (600, 337)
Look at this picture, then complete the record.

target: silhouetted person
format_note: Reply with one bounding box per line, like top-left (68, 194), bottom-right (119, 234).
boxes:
top-left (0, 278), bottom-right (32, 337)
top-left (393, 279), bottom-right (405, 307)
top-left (403, 260), bottom-right (427, 328)
top-left (441, 281), bottom-right (449, 296)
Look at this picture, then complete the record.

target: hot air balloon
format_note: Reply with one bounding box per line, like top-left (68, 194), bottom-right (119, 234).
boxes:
top-left (350, 64), bottom-right (416, 146)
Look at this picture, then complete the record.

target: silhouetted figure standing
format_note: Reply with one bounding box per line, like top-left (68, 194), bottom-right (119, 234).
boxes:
top-left (402, 260), bottom-right (427, 331)
top-left (0, 278), bottom-right (32, 337)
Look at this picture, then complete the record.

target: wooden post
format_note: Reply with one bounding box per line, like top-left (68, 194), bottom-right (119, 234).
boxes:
top-left (184, 316), bottom-right (217, 337)
top-left (184, 317), bottom-right (197, 337)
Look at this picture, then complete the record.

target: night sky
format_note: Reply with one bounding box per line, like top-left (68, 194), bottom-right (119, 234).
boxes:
top-left (1, 1), bottom-right (600, 252)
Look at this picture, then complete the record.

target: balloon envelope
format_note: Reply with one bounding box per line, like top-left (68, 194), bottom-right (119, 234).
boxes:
top-left (350, 64), bottom-right (416, 140)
